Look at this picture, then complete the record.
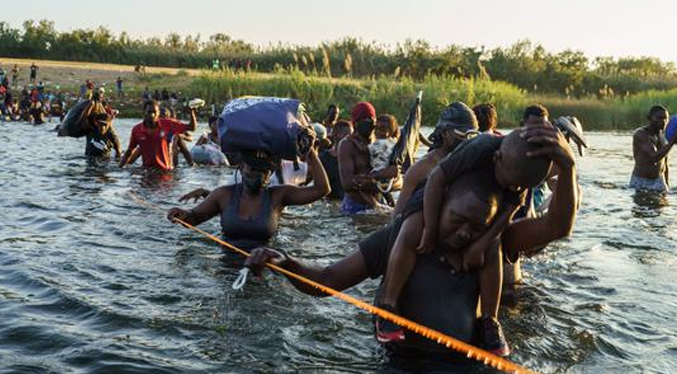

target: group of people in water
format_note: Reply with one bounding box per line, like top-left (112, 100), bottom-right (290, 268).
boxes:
top-left (0, 63), bottom-right (68, 125)
top-left (54, 88), bottom-right (677, 365)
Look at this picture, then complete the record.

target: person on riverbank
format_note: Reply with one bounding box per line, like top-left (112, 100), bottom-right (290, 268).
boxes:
top-left (118, 100), bottom-right (197, 171)
top-left (630, 105), bottom-right (677, 193)
top-left (244, 122), bottom-right (576, 361)
top-left (167, 147), bottom-right (330, 251)
top-left (392, 102), bottom-right (479, 216)
top-left (29, 63), bottom-right (38, 84)
top-left (116, 76), bottom-right (124, 98)
top-left (11, 65), bottom-right (19, 87)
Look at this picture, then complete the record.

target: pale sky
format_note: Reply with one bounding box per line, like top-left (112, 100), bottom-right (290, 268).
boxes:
top-left (5, 0), bottom-right (677, 63)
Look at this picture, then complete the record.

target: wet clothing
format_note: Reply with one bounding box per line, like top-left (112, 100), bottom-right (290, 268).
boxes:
top-left (319, 150), bottom-right (344, 199)
top-left (220, 184), bottom-right (279, 250)
top-left (341, 195), bottom-right (372, 215)
top-left (86, 126), bottom-right (120, 159)
top-left (629, 173), bottom-right (668, 193)
top-left (369, 138), bottom-right (397, 171)
top-left (358, 192), bottom-right (479, 358)
top-left (127, 119), bottom-right (189, 170)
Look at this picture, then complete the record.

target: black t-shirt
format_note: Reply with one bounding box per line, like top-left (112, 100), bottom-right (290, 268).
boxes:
top-left (358, 198), bottom-right (479, 356)
top-left (319, 149), bottom-right (344, 199)
top-left (438, 133), bottom-right (502, 181)
top-left (439, 134), bottom-right (524, 209)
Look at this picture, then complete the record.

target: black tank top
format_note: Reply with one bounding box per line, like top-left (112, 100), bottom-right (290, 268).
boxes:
top-left (220, 184), bottom-right (278, 250)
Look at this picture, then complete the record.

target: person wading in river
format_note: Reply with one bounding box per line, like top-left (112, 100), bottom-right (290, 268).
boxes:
top-left (118, 100), bottom-right (197, 171)
top-left (338, 102), bottom-right (398, 214)
top-left (244, 120), bottom-right (577, 362)
top-left (167, 147), bottom-right (330, 251)
top-left (630, 105), bottom-right (677, 193)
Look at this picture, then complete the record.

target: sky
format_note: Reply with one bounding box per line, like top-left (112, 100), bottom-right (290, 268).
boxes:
top-left (4, 0), bottom-right (677, 63)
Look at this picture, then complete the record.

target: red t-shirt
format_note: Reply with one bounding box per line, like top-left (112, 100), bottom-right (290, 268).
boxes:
top-left (128, 118), bottom-right (188, 170)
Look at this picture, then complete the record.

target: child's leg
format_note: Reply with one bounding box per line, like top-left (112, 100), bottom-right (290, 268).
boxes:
top-left (476, 239), bottom-right (510, 356)
top-left (478, 239), bottom-right (503, 319)
top-left (380, 212), bottom-right (424, 308)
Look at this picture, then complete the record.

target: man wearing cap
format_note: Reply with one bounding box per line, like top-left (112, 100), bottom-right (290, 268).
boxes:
top-left (392, 102), bottom-right (480, 216)
top-left (338, 102), bottom-right (394, 214)
top-left (86, 112), bottom-right (122, 161)
top-left (118, 100), bottom-right (197, 171)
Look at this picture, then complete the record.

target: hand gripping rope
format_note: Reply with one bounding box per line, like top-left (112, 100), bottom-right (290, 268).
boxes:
top-left (129, 192), bottom-right (541, 374)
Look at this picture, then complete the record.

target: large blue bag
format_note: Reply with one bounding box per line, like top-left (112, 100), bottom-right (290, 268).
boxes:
top-left (666, 115), bottom-right (677, 141)
top-left (218, 97), bottom-right (313, 160)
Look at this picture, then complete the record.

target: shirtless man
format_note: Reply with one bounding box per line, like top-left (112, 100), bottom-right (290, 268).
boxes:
top-left (630, 105), bottom-right (677, 193)
top-left (338, 102), bottom-right (395, 214)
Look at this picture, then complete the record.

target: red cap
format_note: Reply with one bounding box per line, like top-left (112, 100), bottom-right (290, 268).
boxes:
top-left (351, 102), bottom-right (376, 122)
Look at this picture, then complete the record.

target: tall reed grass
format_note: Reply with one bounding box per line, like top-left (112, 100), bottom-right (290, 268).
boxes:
top-left (151, 70), bottom-right (677, 131)
top-left (189, 70), bottom-right (529, 126)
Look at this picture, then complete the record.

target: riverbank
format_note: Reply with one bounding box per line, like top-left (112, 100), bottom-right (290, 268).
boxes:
top-left (3, 57), bottom-right (677, 129)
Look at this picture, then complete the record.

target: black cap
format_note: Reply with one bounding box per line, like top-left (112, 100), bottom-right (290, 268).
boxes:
top-left (435, 102), bottom-right (479, 133)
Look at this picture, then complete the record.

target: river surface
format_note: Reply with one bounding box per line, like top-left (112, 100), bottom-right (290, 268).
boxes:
top-left (0, 119), bottom-right (676, 374)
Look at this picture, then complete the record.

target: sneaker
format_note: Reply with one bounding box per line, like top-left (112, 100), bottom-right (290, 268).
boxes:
top-left (478, 317), bottom-right (511, 357)
top-left (375, 304), bottom-right (405, 343)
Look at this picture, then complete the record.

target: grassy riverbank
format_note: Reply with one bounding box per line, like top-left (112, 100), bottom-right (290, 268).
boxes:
top-left (4, 57), bottom-right (677, 129)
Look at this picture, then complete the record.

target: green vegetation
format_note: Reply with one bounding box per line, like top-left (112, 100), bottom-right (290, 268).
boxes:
top-left (188, 70), bottom-right (528, 126)
top-left (186, 70), bottom-right (677, 130)
top-left (6, 20), bottom-right (677, 129)
top-left (3, 20), bottom-right (677, 97)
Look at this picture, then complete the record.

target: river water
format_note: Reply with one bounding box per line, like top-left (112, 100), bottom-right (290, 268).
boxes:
top-left (0, 119), bottom-right (675, 374)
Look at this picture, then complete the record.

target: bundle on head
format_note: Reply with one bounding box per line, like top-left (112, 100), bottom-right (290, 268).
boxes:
top-left (218, 97), bottom-right (314, 161)
top-left (57, 99), bottom-right (106, 138)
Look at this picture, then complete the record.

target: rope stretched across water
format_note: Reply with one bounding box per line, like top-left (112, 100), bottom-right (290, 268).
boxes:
top-left (129, 191), bottom-right (541, 374)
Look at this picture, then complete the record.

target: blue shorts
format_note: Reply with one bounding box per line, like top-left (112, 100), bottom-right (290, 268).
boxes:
top-left (341, 195), bottom-right (372, 215)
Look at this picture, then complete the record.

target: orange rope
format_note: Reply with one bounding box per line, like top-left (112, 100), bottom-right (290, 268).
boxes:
top-left (130, 192), bottom-right (541, 374)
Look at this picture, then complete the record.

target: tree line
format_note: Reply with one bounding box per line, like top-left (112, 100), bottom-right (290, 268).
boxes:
top-left (3, 19), bottom-right (677, 98)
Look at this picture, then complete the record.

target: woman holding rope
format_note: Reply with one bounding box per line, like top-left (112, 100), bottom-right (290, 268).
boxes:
top-left (166, 144), bottom-right (330, 251)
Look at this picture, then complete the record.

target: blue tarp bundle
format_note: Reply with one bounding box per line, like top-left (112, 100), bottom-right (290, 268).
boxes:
top-left (218, 97), bottom-right (311, 160)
